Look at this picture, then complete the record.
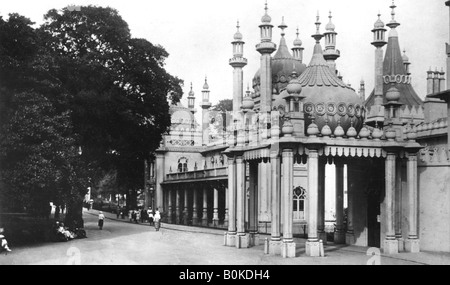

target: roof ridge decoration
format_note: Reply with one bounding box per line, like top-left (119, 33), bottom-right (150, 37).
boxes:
top-left (298, 12), bottom-right (349, 89)
top-left (298, 40), bottom-right (349, 89)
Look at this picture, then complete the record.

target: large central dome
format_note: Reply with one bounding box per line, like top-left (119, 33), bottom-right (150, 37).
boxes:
top-left (300, 44), bottom-right (365, 134)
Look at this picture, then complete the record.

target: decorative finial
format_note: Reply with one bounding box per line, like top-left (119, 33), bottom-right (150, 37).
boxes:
top-left (316, 11), bottom-right (321, 33)
top-left (279, 16), bottom-right (287, 36)
top-left (387, 0), bottom-right (400, 29)
top-left (296, 26), bottom-right (299, 37)
top-left (312, 11), bottom-right (323, 42)
top-left (236, 20), bottom-right (240, 30)
top-left (265, 1), bottom-right (268, 13)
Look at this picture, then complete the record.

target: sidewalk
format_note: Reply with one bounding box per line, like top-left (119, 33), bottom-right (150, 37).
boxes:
top-left (84, 208), bottom-right (450, 265)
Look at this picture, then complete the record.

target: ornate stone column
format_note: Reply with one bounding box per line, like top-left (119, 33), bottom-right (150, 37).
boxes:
top-left (236, 155), bottom-right (249, 248)
top-left (176, 187), bottom-right (181, 224)
top-left (184, 187), bottom-right (189, 225)
top-left (395, 159), bottom-right (404, 251)
top-left (224, 186), bottom-right (229, 228)
top-left (270, 151), bottom-right (282, 255)
top-left (346, 163), bottom-right (355, 245)
top-left (334, 161), bottom-right (345, 244)
top-left (383, 152), bottom-right (399, 254)
top-left (202, 185), bottom-right (208, 226)
top-left (192, 188), bottom-right (198, 225)
top-left (318, 160), bottom-right (327, 244)
top-left (248, 162), bottom-right (259, 246)
top-left (225, 157), bottom-right (237, 246)
top-left (213, 187), bottom-right (219, 226)
top-left (306, 148), bottom-right (320, 257)
top-left (281, 149), bottom-right (296, 258)
top-left (405, 152), bottom-right (420, 252)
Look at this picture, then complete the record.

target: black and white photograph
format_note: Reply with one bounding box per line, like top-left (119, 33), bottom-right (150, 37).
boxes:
top-left (0, 0), bottom-right (449, 270)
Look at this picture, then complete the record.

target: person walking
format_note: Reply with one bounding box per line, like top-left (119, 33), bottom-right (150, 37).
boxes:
top-left (148, 209), bottom-right (154, 226)
top-left (0, 228), bottom-right (12, 253)
top-left (154, 208), bottom-right (161, 231)
top-left (98, 211), bottom-right (105, 230)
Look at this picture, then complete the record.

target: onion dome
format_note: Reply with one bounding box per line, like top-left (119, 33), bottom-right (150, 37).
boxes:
top-left (386, 85), bottom-right (400, 102)
top-left (234, 27), bottom-right (243, 41)
top-left (286, 70), bottom-right (302, 95)
top-left (346, 120), bottom-right (357, 138)
top-left (374, 13), bottom-right (385, 29)
top-left (261, 2), bottom-right (271, 23)
top-left (372, 122), bottom-right (383, 140)
top-left (385, 123), bottom-right (396, 141)
top-left (242, 87), bottom-right (255, 111)
top-left (325, 11), bottom-right (335, 31)
top-left (282, 118), bottom-right (294, 136)
top-left (306, 117), bottom-right (320, 137)
top-left (321, 119), bottom-right (332, 137)
top-left (203, 77), bottom-right (209, 90)
top-left (358, 124), bottom-right (370, 139)
top-left (333, 120), bottom-right (345, 138)
top-left (188, 83), bottom-right (195, 97)
top-left (402, 49), bottom-right (409, 62)
top-left (293, 27), bottom-right (303, 46)
top-left (300, 15), bottom-right (364, 136)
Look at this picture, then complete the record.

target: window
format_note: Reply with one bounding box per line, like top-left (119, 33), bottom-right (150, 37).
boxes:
top-left (293, 186), bottom-right (306, 220)
top-left (177, 157), bottom-right (188, 172)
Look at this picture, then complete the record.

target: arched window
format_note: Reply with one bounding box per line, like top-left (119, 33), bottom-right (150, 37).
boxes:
top-left (293, 186), bottom-right (306, 220)
top-left (177, 157), bottom-right (188, 173)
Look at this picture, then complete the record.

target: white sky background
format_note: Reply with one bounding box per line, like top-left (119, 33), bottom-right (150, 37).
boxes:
top-left (1, 0), bottom-right (448, 109)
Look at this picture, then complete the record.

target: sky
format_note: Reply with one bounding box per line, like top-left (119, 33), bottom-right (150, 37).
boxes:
top-left (1, 0), bottom-right (448, 109)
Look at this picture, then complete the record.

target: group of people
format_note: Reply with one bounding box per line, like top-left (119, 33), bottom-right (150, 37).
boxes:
top-left (53, 221), bottom-right (87, 241)
top-left (99, 208), bottom-right (161, 231)
top-left (0, 228), bottom-right (12, 253)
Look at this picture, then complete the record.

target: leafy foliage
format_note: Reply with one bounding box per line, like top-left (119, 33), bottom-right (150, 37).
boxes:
top-left (0, 6), bottom-right (183, 220)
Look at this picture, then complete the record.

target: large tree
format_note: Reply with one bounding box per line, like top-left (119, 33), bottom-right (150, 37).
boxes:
top-left (0, 14), bottom-right (89, 221)
top-left (1, 6), bottom-right (183, 223)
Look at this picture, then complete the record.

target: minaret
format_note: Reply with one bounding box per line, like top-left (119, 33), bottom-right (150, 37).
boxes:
top-left (187, 82), bottom-right (196, 114)
top-left (200, 77), bottom-right (212, 146)
top-left (323, 11), bottom-right (340, 74)
top-left (229, 21), bottom-right (248, 113)
top-left (359, 79), bottom-right (366, 101)
top-left (256, 2), bottom-right (276, 112)
top-left (292, 27), bottom-right (304, 63)
top-left (371, 13), bottom-right (387, 109)
top-left (402, 49), bottom-right (411, 76)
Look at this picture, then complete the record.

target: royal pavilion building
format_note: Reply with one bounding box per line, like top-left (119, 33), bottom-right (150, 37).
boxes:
top-left (144, 1), bottom-right (450, 257)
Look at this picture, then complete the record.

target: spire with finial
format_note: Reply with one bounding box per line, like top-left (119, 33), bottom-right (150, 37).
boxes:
top-left (188, 82), bottom-right (196, 110)
top-left (386, 0), bottom-right (400, 31)
top-left (257, 1), bottom-right (276, 45)
top-left (402, 49), bottom-right (411, 75)
top-left (311, 11), bottom-right (323, 43)
top-left (325, 11), bottom-right (335, 31)
top-left (323, 10), bottom-right (339, 73)
top-left (292, 26), bottom-right (304, 61)
top-left (261, 0), bottom-right (272, 24)
top-left (201, 76), bottom-right (211, 107)
top-left (279, 16), bottom-right (287, 37)
top-left (234, 20), bottom-right (243, 41)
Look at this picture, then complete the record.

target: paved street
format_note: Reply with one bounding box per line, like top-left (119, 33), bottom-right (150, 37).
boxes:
top-left (1, 209), bottom-right (450, 265)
